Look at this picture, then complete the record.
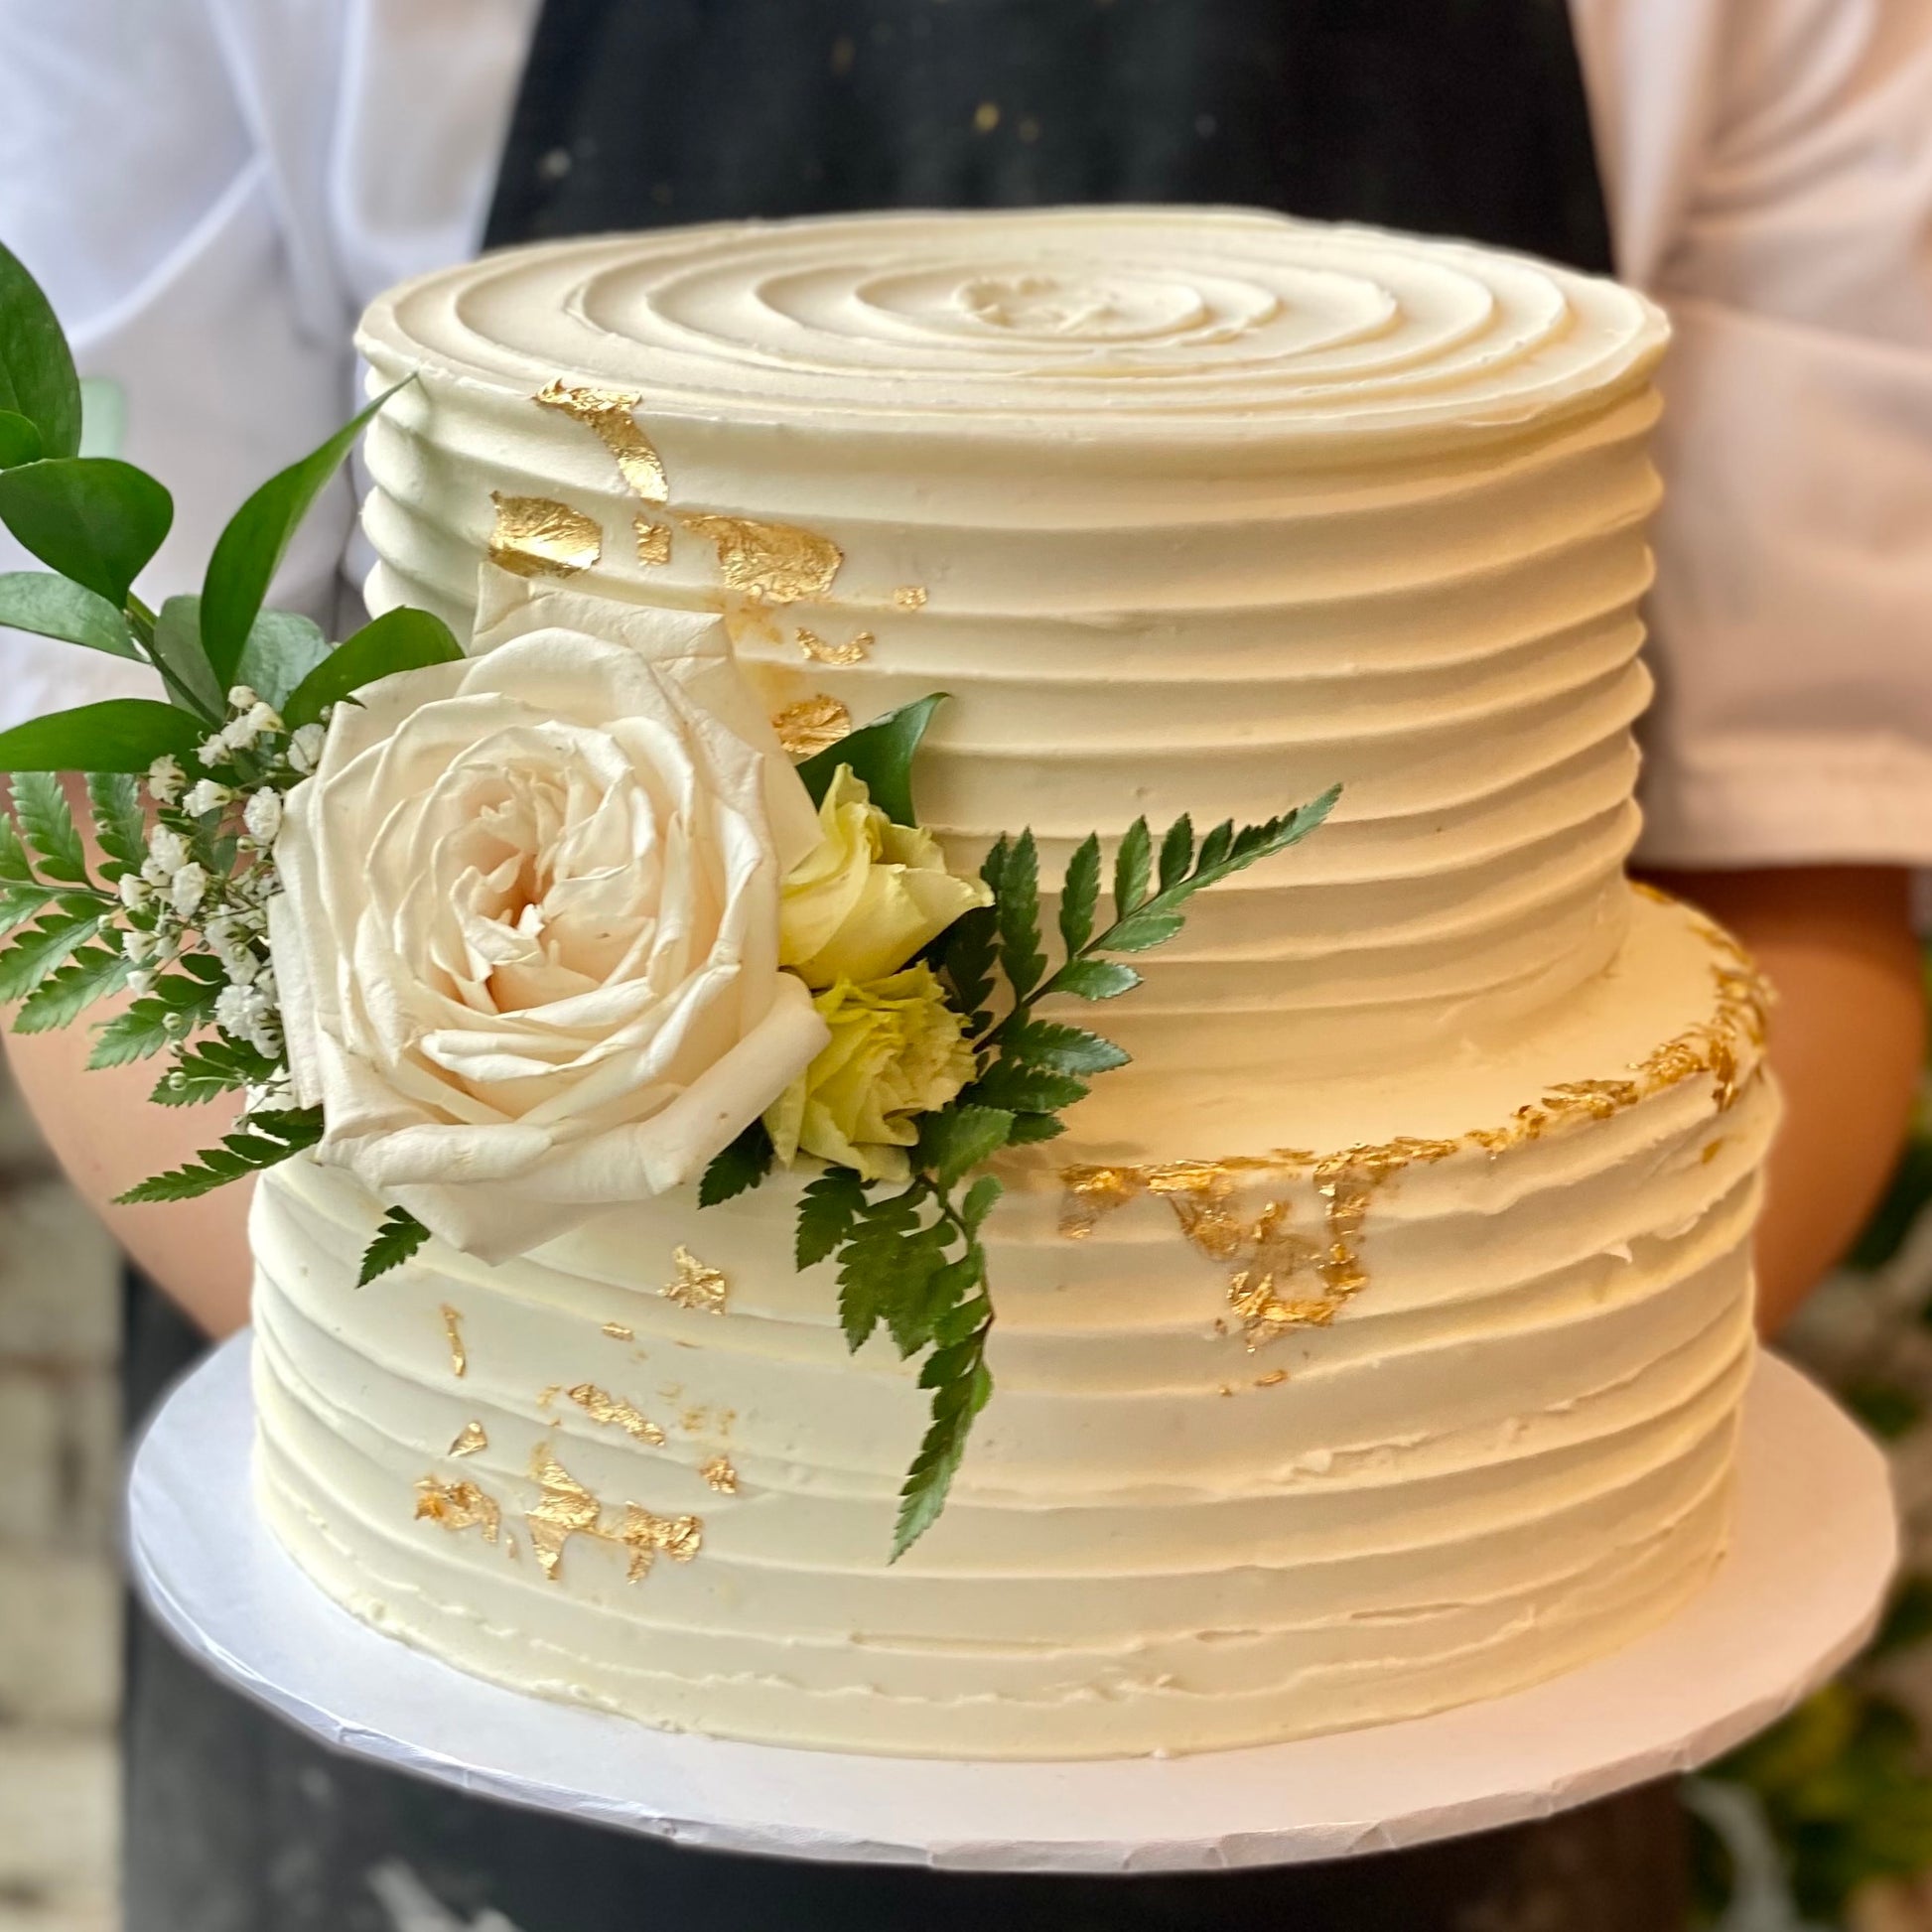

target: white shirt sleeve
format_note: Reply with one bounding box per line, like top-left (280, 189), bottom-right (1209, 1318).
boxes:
top-left (0, 0), bottom-right (534, 730)
top-left (1575, 0), bottom-right (1932, 867)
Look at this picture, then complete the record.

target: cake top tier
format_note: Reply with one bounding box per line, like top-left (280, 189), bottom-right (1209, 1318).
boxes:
top-left (361, 207), bottom-right (1665, 454)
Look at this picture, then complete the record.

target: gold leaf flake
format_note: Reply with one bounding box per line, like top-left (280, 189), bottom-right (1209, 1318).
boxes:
top-left (893, 585), bottom-right (928, 610)
top-left (449, 1421), bottom-right (488, 1458)
top-left (488, 492), bottom-right (601, 578)
top-left (415, 1476), bottom-right (499, 1543)
top-left (771, 695), bottom-right (852, 758)
top-left (527, 1443), bottom-right (602, 1582)
top-left (614, 1502), bottom-right (704, 1585)
top-left (1255, 1370), bottom-right (1289, 1389)
top-left (440, 1305), bottom-right (468, 1379)
top-left (536, 1384), bottom-right (562, 1411)
top-left (679, 511), bottom-right (843, 604)
top-left (566, 1383), bottom-right (666, 1447)
top-left (634, 515), bottom-right (672, 566)
top-left (701, 1455), bottom-right (740, 1494)
top-left (661, 1245), bottom-right (729, 1313)
top-left (602, 1321), bottom-right (634, 1341)
top-left (534, 378), bottom-right (669, 502)
top-left (795, 625), bottom-right (873, 666)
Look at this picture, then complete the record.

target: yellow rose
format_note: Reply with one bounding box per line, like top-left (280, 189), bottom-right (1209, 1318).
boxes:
top-left (765, 964), bottom-right (977, 1183)
top-left (779, 765), bottom-right (990, 989)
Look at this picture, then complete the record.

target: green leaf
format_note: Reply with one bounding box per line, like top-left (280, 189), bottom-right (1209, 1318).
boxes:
top-left (1098, 907), bottom-right (1186, 953)
top-left (916, 1103), bottom-right (1015, 1188)
top-left (835, 1188), bottom-right (923, 1349)
top-left (76, 378), bottom-right (125, 461)
top-left (232, 609), bottom-right (329, 712)
top-left (940, 904), bottom-right (999, 1026)
top-left (1051, 958), bottom-right (1141, 1002)
top-left (15, 944), bottom-right (128, 1033)
top-left (882, 1224), bottom-right (956, 1358)
top-left (966, 1062), bottom-right (1088, 1115)
top-left (960, 1173), bottom-right (1004, 1237)
top-left (1057, 833), bottom-right (1100, 957)
top-left (0, 884), bottom-right (59, 935)
top-left (150, 1035), bottom-right (277, 1107)
top-left (699, 1120), bottom-right (774, 1207)
top-left (1004, 1113), bottom-right (1067, 1146)
top-left (151, 596), bottom-right (226, 721)
top-left (113, 1105), bottom-right (323, 1204)
top-left (0, 458), bottom-right (172, 608)
top-left (13, 771), bottom-right (85, 882)
top-left (0, 572), bottom-right (137, 658)
top-left (0, 413), bottom-right (41, 468)
top-left (1003, 1019), bottom-right (1129, 1076)
top-left (995, 828), bottom-right (1045, 1001)
top-left (793, 693), bottom-right (947, 828)
top-left (85, 772), bottom-right (144, 874)
top-left (796, 1165), bottom-right (867, 1268)
top-left (88, 978), bottom-right (216, 1068)
top-left (1158, 813), bottom-right (1194, 891)
top-left (0, 698), bottom-right (204, 774)
top-left (0, 911), bottom-right (99, 1004)
top-left (201, 382), bottom-right (407, 687)
top-left (0, 810), bottom-right (33, 889)
top-left (282, 607), bottom-right (464, 730)
top-left (1113, 817), bottom-right (1151, 918)
top-left (359, 1207), bottom-right (433, 1286)
top-left (979, 835), bottom-right (1010, 900)
top-left (893, 1340), bottom-right (993, 1561)
top-left (1195, 819), bottom-right (1235, 877)
top-left (0, 241), bottom-right (81, 461)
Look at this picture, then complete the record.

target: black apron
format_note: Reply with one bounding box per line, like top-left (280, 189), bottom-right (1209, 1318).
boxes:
top-left (125, 4), bottom-right (1685, 1926)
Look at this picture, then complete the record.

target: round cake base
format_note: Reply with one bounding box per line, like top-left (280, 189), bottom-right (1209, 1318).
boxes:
top-left (129, 1336), bottom-right (1894, 1875)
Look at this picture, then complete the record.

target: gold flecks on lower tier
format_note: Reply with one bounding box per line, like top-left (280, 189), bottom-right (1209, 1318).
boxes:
top-left (634, 515), bottom-right (672, 565)
top-left (487, 492), bottom-right (602, 578)
top-left (795, 625), bottom-right (873, 665)
top-left (566, 1383), bottom-right (666, 1446)
top-left (701, 1456), bottom-right (740, 1494)
top-left (439, 1305), bottom-right (468, 1378)
top-left (602, 1321), bottom-right (634, 1341)
top-left (662, 1245), bottom-right (729, 1313)
top-left (415, 1476), bottom-right (499, 1543)
top-left (524, 1443), bottom-right (702, 1585)
top-left (771, 695), bottom-right (852, 757)
top-left (533, 378), bottom-right (670, 503)
top-left (449, 1421), bottom-right (488, 1458)
top-left (679, 511), bottom-right (842, 603)
top-left (1061, 902), bottom-right (1772, 1346)
top-left (893, 585), bottom-right (928, 610)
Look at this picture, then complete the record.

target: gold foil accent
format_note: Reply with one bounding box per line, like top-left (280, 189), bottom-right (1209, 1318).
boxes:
top-left (488, 492), bottom-right (602, 578)
top-left (679, 512), bottom-right (843, 604)
top-left (449, 1421), bottom-right (488, 1458)
top-left (795, 625), bottom-right (873, 666)
top-left (614, 1503), bottom-right (704, 1584)
top-left (894, 585), bottom-right (928, 610)
top-left (603, 1321), bottom-right (635, 1341)
top-left (439, 1305), bottom-right (468, 1379)
top-left (1058, 902), bottom-right (1774, 1343)
top-left (1255, 1370), bottom-right (1289, 1389)
top-left (662, 1245), bottom-right (729, 1313)
top-left (415, 1476), bottom-right (499, 1543)
top-left (701, 1455), bottom-right (740, 1494)
top-left (534, 379), bottom-right (668, 502)
top-left (634, 516), bottom-right (672, 566)
top-left (772, 696), bottom-right (854, 758)
top-left (536, 1384), bottom-right (562, 1411)
top-left (566, 1382), bottom-right (666, 1447)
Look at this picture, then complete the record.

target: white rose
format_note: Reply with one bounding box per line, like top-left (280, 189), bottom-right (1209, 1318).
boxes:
top-left (269, 603), bottom-right (830, 1261)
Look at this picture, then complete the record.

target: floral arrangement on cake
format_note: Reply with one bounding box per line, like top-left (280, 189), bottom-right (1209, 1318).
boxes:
top-left (0, 242), bottom-right (1334, 1552)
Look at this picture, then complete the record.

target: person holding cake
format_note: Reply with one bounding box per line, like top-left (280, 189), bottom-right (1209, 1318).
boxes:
top-left (1, 1), bottom-right (1929, 1928)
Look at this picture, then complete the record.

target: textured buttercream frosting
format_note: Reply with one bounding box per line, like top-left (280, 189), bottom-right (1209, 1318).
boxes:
top-left (248, 208), bottom-right (1771, 1758)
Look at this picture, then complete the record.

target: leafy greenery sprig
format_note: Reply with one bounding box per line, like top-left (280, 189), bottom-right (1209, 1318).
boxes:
top-left (0, 238), bottom-right (460, 1210)
top-left (705, 697), bottom-right (1338, 1556)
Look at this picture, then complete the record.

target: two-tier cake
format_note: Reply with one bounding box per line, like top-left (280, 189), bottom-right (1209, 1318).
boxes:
top-left (250, 207), bottom-right (1775, 1758)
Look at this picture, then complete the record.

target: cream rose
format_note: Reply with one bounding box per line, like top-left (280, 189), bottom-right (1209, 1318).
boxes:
top-left (779, 764), bottom-right (990, 988)
top-left (764, 964), bottom-right (976, 1184)
top-left (269, 598), bottom-right (830, 1261)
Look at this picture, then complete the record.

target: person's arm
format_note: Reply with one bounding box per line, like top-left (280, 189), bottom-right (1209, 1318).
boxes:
top-left (1645, 865), bottom-right (1925, 1335)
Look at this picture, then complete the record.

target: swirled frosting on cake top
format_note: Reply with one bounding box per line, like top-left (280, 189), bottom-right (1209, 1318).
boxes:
top-left (357, 208), bottom-right (1671, 1096)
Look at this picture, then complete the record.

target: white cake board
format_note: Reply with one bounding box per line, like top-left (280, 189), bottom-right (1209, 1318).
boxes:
top-left (128, 1335), bottom-right (1895, 1875)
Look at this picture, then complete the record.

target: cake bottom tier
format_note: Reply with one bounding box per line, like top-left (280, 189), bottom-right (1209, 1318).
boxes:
top-left (250, 889), bottom-right (1774, 1759)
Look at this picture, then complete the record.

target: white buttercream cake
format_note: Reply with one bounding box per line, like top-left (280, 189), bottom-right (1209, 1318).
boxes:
top-left (250, 207), bottom-right (1775, 1758)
